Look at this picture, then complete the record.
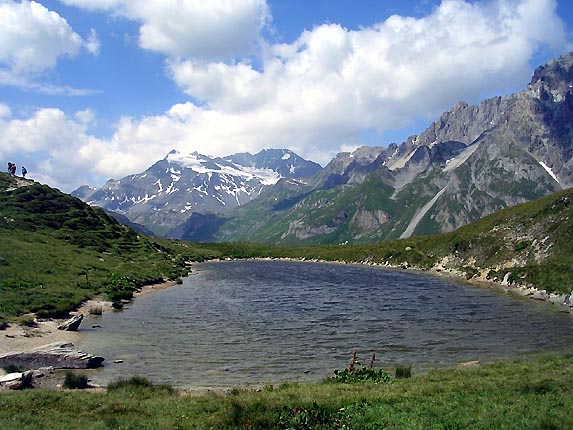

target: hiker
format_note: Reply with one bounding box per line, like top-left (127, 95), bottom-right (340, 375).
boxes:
top-left (10, 163), bottom-right (16, 175)
top-left (7, 162), bottom-right (12, 174)
top-left (21, 166), bottom-right (27, 178)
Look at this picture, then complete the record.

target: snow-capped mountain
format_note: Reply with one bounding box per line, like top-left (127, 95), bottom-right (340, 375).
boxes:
top-left (72, 149), bottom-right (321, 236)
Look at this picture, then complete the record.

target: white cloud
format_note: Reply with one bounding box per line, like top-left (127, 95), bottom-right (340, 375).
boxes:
top-left (2, 0), bottom-right (571, 191)
top-left (60, 0), bottom-right (270, 61)
top-left (0, 103), bottom-right (11, 119)
top-left (85, 28), bottom-right (101, 55)
top-left (0, 0), bottom-right (101, 95)
top-left (0, 1), bottom-right (83, 73)
top-left (165, 0), bottom-right (570, 160)
top-left (74, 108), bottom-right (96, 125)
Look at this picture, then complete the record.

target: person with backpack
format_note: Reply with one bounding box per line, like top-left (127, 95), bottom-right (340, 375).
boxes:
top-left (21, 166), bottom-right (27, 178)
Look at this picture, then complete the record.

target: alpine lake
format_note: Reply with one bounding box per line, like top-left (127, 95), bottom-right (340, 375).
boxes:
top-left (78, 260), bottom-right (573, 389)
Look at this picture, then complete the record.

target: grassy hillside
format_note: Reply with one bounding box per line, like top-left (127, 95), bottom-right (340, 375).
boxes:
top-left (191, 187), bottom-right (573, 294)
top-left (0, 174), bottom-right (217, 326)
top-left (1, 172), bottom-right (572, 328)
top-left (1, 355), bottom-right (572, 429)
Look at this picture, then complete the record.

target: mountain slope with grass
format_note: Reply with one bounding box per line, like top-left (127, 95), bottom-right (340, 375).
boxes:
top-left (0, 173), bottom-right (215, 327)
top-left (192, 187), bottom-right (573, 295)
top-left (2, 171), bottom-right (572, 329)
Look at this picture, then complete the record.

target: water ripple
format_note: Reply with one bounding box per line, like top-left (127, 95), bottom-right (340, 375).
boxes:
top-left (80, 260), bottom-right (573, 388)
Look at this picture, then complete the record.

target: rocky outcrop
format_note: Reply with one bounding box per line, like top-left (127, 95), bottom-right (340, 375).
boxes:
top-left (57, 314), bottom-right (84, 331)
top-left (351, 209), bottom-right (390, 230)
top-left (0, 342), bottom-right (104, 370)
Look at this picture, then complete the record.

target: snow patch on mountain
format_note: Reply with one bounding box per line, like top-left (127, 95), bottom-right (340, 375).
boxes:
top-left (167, 150), bottom-right (281, 185)
top-left (539, 161), bottom-right (560, 184)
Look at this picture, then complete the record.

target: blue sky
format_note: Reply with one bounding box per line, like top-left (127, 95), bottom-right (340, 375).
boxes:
top-left (0, 0), bottom-right (571, 191)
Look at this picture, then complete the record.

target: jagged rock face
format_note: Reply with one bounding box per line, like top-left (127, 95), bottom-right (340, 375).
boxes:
top-left (225, 148), bottom-right (322, 179)
top-left (210, 52), bottom-right (573, 245)
top-left (350, 209), bottom-right (390, 230)
top-left (73, 149), bottom-right (321, 236)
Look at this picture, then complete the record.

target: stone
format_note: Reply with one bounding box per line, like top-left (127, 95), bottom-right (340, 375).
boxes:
top-left (532, 290), bottom-right (549, 301)
top-left (0, 371), bottom-right (33, 390)
top-left (57, 314), bottom-right (84, 331)
top-left (548, 294), bottom-right (568, 305)
top-left (0, 342), bottom-right (104, 370)
top-left (459, 361), bottom-right (481, 368)
top-left (0, 372), bottom-right (23, 384)
top-left (501, 272), bottom-right (512, 286)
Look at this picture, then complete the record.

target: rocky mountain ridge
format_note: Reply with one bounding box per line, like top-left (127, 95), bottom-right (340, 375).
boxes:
top-left (74, 53), bottom-right (573, 244)
top-left (73, 148), bottom-right (321, 236)
top-left (209, 52), bottom-right (573, 244)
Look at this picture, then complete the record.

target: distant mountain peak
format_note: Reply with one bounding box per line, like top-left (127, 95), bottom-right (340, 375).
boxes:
top-left (73, 148), bottom-right (321, 236)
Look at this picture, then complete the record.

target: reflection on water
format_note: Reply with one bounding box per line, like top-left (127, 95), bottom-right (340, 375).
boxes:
top-left (79, 261), bottom-right (573, 388)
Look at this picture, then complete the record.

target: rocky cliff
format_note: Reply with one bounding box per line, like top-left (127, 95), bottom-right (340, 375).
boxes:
top-left (211, 53), bottom-right (573, 244)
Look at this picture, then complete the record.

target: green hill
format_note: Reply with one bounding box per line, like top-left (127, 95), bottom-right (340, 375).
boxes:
top-left (191, 187), bottom-right (573, 295)
top-left (1, 172), bottom-right (572, 328)
top-left (0, 173), bottom-right (214, 327)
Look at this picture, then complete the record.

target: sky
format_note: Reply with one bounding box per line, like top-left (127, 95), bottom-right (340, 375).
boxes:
top-left (0, 0), bottom-right (572, 192)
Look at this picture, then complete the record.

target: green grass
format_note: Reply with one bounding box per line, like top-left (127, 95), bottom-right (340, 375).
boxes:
top-left (187, 188), bottom-right (573, 294)
top-left (0, 355), bottom-right (572, 429)
top-left (0, 176), bottom-right (219, 325)
top-left (2, 171), bottom-right (573, 327)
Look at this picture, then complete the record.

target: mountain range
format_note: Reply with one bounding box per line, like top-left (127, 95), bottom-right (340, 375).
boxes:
top-left (73, 52), bottom-right (573, 244)
top-left (73, 148), bottom-right (321, 236)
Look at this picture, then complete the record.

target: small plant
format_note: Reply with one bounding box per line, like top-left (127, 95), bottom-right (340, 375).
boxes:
top-left (279, 402), bottom-right (336, 430)
top-left (89, 306), bottom-right (103, 316)
top-left (63, 371), bottom-right (90, 389)
top-left (3, 364), bottom-right (23, 374)
top-left (107, 375), bottom-right (175, 395)
top-left (16, 315), bottom-right (37, 328)
top-left (395, 365), bottom-right (412, 379)
top-left (332, 352), bottom-right (392, 384)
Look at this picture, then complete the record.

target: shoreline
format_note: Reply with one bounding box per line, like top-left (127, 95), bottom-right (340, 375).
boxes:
top-left (213, 256), bottom-right (573, 313)
top-left (3, 258), bottom-right (569, 358)
top-left (0, 280), bottom-right (179, 358)
top-left (2, 261), bottom-right (570, 391)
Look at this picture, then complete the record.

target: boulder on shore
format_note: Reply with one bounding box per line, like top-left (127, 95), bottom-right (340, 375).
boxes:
top-left (57, 314), bottom-right (84, 331)
top-left (0, 342), bottom-right (104, 370)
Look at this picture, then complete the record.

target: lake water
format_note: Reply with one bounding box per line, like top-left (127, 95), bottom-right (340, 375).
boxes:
top-left (79, 261), bottom-right (573, 388)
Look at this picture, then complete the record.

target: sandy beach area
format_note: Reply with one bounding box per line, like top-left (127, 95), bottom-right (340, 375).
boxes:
top-left (0, 280), bottom-right (178, 357)
top-left (0, 320), bottom-right (81, 356)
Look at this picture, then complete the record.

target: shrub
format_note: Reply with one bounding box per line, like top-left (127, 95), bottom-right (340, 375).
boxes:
top-left (332, 352), bottom-right (392, 384)
top-left (108, 375), bottom-right (152, 390)
top-left (63, 372), bottom-right (90, 389)
top-left (107, 375), bottom-right (175, 395)
top-left (20, 371), bottom-right (34, 390)
top-left (395, 365), bottom-right (412, 379)
top-left (89, 306), bottom-right (103, 316)
top-left (3, 364), bottom-right (23, 374)
top-left (111, 301), bottom-right (124, 310)
top-left (17, 315), bottom-right (37, 327)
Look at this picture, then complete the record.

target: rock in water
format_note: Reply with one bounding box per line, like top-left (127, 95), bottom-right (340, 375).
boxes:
top-left (0, 342), bottom-right (104, 370)
top-left (57, 314), bottom-right (84, 331)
